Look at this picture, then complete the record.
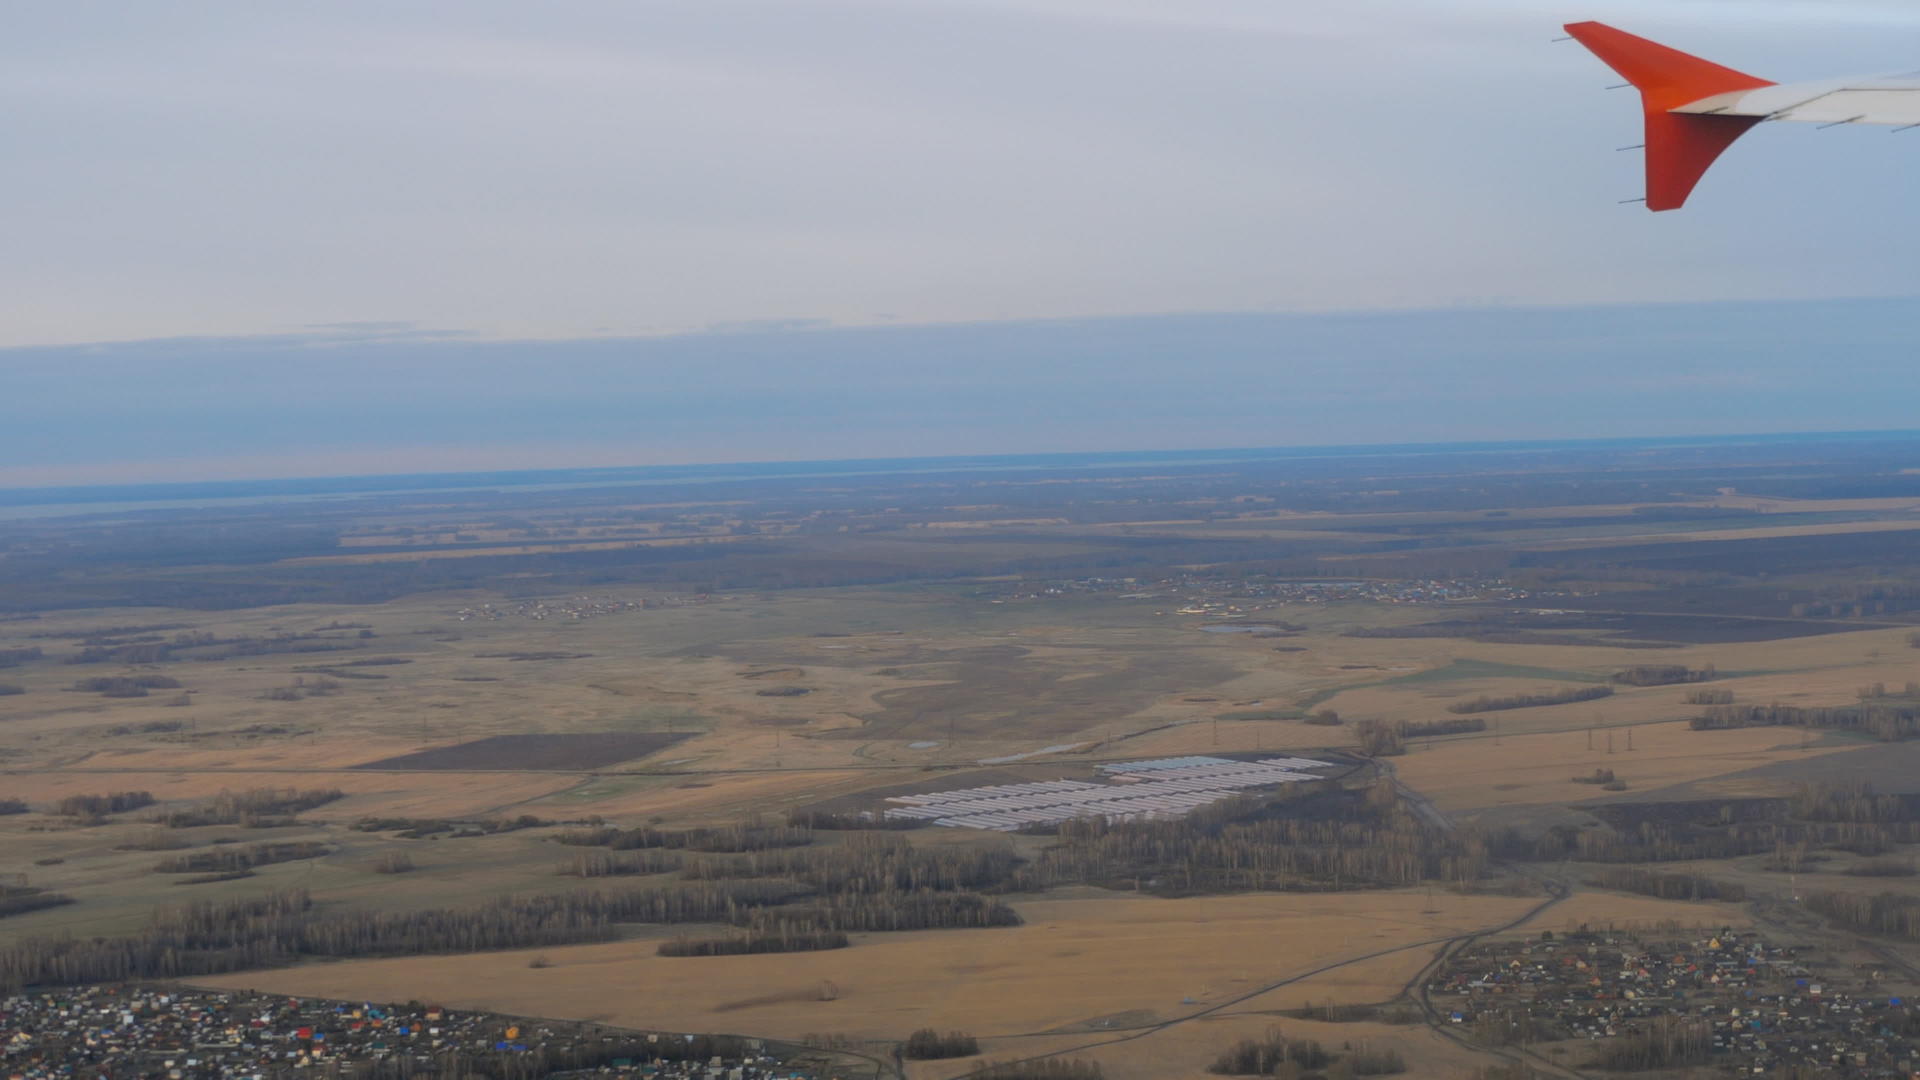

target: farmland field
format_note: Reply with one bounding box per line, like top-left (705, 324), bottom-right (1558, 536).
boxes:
top-left (10, 435), bottom-right (1920, 1078)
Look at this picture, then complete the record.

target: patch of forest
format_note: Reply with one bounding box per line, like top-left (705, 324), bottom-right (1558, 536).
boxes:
top-left (157, 787), bottom-right (344, 828)
top-left (553, 822), bottom-right (814, 853)
top-left (1011, 780), bottom-right (1487, 894)
top-left (1487, 783), bottom-right (1920, 863)
top-left (1584, 868), bottom-right (1745, 903)
top-left (1691, 701), bottom-right (1920, 741)
top-left (153, 842), bottom-right (330, 875)
top-left (1613, 665), bottom-right (1717, 687)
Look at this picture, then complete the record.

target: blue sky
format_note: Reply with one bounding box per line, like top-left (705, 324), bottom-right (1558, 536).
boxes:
top-left (5, 1), bottom-right (1920, 483)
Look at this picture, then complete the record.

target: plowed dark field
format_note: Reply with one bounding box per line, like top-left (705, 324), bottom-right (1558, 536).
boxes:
top-left (352, 732), bottom-right (690, 771)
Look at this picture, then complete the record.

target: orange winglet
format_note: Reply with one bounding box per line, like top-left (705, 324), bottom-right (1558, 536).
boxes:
top-left (1565, 21), bottom-right (1775, 210)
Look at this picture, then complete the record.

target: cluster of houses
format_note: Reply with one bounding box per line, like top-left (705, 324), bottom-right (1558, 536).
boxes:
top-left (1, 985), bottom-right (821, 1079)
top-left (452, 593), bottom-right (718, 623)
top-left (1431, 929), bottom-right (1920, 1076)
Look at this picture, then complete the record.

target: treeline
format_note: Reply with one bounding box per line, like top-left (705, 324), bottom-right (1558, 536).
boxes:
top-left (1488, 819), bottom-right (1920, 864)
top-left (681, 833), bottom-right (1021, 895)
top-left (1586, 1017), bottom-right (1712, 1070)
top-left (54, 790), bottom-right (155, 817)
top-left (1682, 688), bottom-right (1734, 705)
top-left (972, 1060), bottom-right (1105, 1080)
top-left (1448, 685), bottom-right (1611, 714)
top-left (1210, 1032), bottom-right (1330, 1075)
top-left (158, 787), bottom-right (344, 828)
top-left (755, 892), bottom-right (1018, 933)
top-left (1692, 701), bottom-right (1920, 741)
top-left (1399, 717), bottom-right (1487, 738)
top-left (558, 850), bottom-right (685, 878)
top-left (0, 886), bottom-right (74, 920)
top-left (1586, 868), bottom-right (1745, 902)
top-left (784, 809), bottom-right (921, 831)
top-left (1356, 717), bottom-right (1484, 755)
top-left (0, 881), bottom-right (810, 993)
top-left (70, 674), bottom-right (181, 697)
top-left (1805, 890), bottom-right (1920, 940)
top-left (903, 1029), bottom-right (980, 1060)
top-left (1613, 665), bottom-right (1715, 687)
top-left (657, 928), bottom-right (849, 957)
top-left (1487, 783), bottom-right (1920, 863)
top-left (553, 822), bottom-right (813, 853)
top-left (353, 814), bottom-right (550, 838)
top-left (1013, 783), bottom-right (1486, 894)
top-left (154, 842), bottom-right (330, 874)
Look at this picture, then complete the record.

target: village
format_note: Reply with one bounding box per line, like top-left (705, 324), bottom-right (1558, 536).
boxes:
top-left (1429, 928), bottom-right (1920, 1077)
top-left (452, 593), bottom-right (722, 623)
top-left (0, 985), bottom-right (828, 1080)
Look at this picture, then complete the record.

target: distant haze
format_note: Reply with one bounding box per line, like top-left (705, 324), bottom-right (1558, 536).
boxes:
top-left (6, 298), bottom-right (1920, 486)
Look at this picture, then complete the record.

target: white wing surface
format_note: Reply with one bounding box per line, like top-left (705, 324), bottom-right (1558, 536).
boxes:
top-left (1677, 75), bottom-right (1920, 127)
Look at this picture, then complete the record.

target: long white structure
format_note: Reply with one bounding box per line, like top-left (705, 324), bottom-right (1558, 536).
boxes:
top-left (883, 755), bottom-right (1336, 832)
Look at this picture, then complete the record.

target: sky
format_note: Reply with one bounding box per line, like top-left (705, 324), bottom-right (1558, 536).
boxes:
top-left (6, 0), bottom-right (1920, 485)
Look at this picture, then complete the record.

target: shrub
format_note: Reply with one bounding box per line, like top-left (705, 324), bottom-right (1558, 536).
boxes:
top-left (153, 841), bottom-right (329, 874)
top-left (54, 791), bottom-right (155, 817)
top-left (0, 889), bottom-right (74, 920)
top-left (1348, 1044), bottom-right (1408, 1076)
top-left (973, 1060), bottom-right (1105, 1080)
top-left (158, 787), bottom-right (342, 827)
top-left (1355, 719), bottom-right (1404, 757)
top-left (1613, 665), bottom-right (1715, 687)
top-left (657, 929), bottom-right (849, 957)
top-left (1209, 1031), bottom-right (1330, 1075)
top-left (1845, 858), bottom-right (1917, 878)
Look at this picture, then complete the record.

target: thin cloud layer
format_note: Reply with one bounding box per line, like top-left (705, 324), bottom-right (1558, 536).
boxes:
top-left (2, 1), bottom-right (1917, 347)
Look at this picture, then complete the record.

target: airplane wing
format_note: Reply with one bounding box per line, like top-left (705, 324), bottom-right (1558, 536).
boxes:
top-left (1674, 76), bottom-right (1920, 127)
top-left (1564, 21), bottom-right (1920, 210)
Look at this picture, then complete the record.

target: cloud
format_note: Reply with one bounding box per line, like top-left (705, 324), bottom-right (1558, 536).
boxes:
top-left (0, 2), bottom-right (1916, 348)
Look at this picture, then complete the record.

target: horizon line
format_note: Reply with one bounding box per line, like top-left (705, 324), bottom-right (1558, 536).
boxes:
top-left (5, 426), bottom-right (1917, 505)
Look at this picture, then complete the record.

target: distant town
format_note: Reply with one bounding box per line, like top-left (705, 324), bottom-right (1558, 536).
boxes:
top-left (1, 985), bottom-right (827, 1079)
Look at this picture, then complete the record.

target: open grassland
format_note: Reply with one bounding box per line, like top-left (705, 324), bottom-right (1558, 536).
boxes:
top-left (8, 586), bottom-right (1916, 838)
top-left (1392, 723), bottom-right (1857, 816)
top-left (192, 889), bottom-right (1531, 1042)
